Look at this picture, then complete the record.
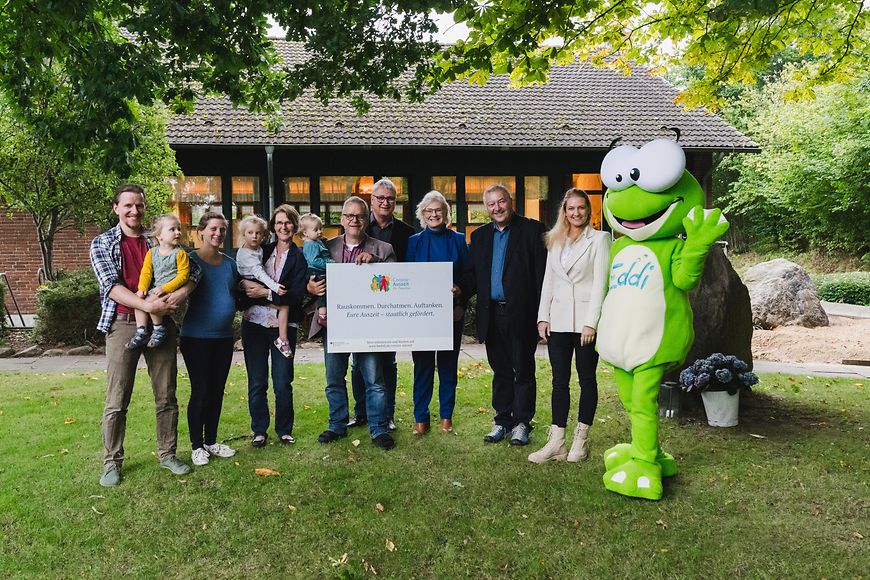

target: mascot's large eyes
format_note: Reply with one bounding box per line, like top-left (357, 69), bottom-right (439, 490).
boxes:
top-left (632, 139), bottom-right (685, 192)
top-left (601, 145), bottom-right (638, 191)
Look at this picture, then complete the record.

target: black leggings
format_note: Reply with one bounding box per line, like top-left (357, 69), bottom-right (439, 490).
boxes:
top-left (547, 331), bottom-right (599, 427)
top-left (180, 336), bottom-right (234, 449)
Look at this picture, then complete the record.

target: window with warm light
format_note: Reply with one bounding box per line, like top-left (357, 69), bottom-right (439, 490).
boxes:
top-left (283, 177), bottom-right (311, 216)
top-left (572, 173), bottom-right (604, 230)
top-left (229, 177), bottom-right (261, 247)
top-left (167, 176), bottom-right (222, 248)
top-left (320, 176), bottom-right (374, 225)
top-left (524, 176), bottom-right (549, 226)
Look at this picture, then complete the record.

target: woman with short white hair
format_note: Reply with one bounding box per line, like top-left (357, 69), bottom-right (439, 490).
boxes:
top-left (406, 191), bottom-right (470, 435)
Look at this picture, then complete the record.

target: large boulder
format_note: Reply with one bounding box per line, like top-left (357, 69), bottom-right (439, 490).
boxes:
top-left (744, 258), bottom-right (828, 329)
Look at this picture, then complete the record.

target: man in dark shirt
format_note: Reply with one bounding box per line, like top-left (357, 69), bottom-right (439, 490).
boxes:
top-left (348, 178), bottom-right (415, 431)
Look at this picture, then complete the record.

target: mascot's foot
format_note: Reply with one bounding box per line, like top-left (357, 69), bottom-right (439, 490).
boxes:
top-left (603, 459), bottom-right (663, 501)
top-left (603, 443), bottom-right (677, 478)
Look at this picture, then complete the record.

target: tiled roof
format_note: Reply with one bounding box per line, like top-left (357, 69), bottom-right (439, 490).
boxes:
top-left (167, 40), bottom-right (757, 151)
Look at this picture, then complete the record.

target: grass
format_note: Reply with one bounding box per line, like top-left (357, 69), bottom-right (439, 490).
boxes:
top-left (1, 361), bottom-right (867, 578)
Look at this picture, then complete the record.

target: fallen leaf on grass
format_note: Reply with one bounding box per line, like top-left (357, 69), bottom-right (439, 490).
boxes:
top-left (854, 531), bottom-right (864, 540)
top-left (59, 448), bottom-right (68, 454)
top-left (362, 559), bottom-right (378, 575)
top-left (399, 391), bottom-right (406, 397)
top-left (477, 407), bottom-right (488, 414)
top-left (64, 418), bottom-right (76, 424)
top-left (91, 506), bottom-right (104, 516)
top-left (40, 454), bottom-right (55, 458)
top-left (352, 439), bottom-right (361, 447)
top-left (255, 468), bottom-right (281, 477)
top-left (385, 539), bottom-right (396, 552)
top-left (656, 519), bottom-right (668, 529)
top-left (749, 434), bottom-right (767, 439)
top-left (303, 405), bottom-right (311, 410)
top-left (375, 503), bottom-right (385, 512)
top-left (287, 505), bottom-right (297, 512)
top-left (452, 481), bottom-right (464, 488)
top-left (330, 553), bottom-right (349, 567)
top-left (202, 523), bottom-right (207, 529)
top-left (88, 495), bottom-right (105, 500)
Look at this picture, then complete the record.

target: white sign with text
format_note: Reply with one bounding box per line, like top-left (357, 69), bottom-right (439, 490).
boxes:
top-left (326, 262), bottom-right (454, 353)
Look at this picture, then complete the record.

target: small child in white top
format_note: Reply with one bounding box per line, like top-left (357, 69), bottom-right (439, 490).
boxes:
top-left (236, 215), bottom-right (292, 358)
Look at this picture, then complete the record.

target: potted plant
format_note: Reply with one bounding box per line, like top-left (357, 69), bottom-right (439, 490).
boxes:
top-left (679, 353), bottom-right (759, 427)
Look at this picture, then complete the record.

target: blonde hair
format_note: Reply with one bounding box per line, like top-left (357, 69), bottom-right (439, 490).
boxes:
top-left (299, 213), bottom-right (323, 231)
top-left (545, 188), bottom-right (593, 250)
top-left (415, 190), bottom-right (452, 227)
top-left (150, 213), bottom-right (181, 241)
top-left (238, 214), bottom-right (268, 236)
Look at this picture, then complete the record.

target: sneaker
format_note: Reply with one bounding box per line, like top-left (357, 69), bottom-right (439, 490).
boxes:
top-left (147, 324), bottom-right (167, 348)
top-left (279, 434), bottom-right (296, 445)
top-left (251, 434), bottom-right (268, 448)
top-left (372, 433), bottom-right (395, 450)
top-left (387, 419), bottom-right (397, 432)
top-left (126, 326), bottom-right (150, 349)
top-left (204, 443), bottom-right (236, 458)
top-left (191, 447), bottom-right (210, 466)
top-left (509, 423), bottom-right (532, 446)
top-left (483, 424), bottom-right (507, 443)
top-left (347, 416), bottom-right (367, 428)
top-left (318, 430), bottom-right (348, 444)
top-left (99, 463), bottom-right (121, 487)
top-left (159, 455), bottom-right (192, 475)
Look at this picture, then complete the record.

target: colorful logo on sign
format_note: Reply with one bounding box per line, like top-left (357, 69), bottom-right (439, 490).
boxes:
top-left (370, 274), bottom-right (391, 292)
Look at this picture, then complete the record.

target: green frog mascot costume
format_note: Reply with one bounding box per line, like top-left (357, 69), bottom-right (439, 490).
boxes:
top-left (596, 137), bottom-right (729, 500)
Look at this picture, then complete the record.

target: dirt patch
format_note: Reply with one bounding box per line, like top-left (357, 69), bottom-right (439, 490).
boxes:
top-left (752, 315), bottom-right (870, 364)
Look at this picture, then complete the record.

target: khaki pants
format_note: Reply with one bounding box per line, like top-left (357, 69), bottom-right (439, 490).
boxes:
top-left (102, 318), bottom-right (179, 465)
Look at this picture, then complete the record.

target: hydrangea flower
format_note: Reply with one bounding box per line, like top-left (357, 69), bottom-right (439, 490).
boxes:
top-left (715, 368), bottom-right (733, 384)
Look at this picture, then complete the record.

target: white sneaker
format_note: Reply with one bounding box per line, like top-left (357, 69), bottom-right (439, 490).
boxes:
top-left (204, 443), bottom-right (236, 458)
top-left (191, 447), bottom-right (210, 466)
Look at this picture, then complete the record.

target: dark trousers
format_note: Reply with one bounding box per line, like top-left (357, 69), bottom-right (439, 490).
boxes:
top-left (180, 336), bottom-right (234, 449)
top-left (485, 302), bottom-right (537, 428)
top-left (546, 331), bottom-right (599, 427)
top-left (411, 319), bottom-right (463, 423)
top-left (242, 320), bottom-right (296, 437)
top-left (352, 352), bottom-right (396, 421)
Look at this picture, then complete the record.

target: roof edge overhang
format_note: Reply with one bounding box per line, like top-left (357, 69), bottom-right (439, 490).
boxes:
top-left (168, 142), bottom-right (761, 153)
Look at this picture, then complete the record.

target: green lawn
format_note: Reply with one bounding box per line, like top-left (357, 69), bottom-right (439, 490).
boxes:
top-left (1, 361), bottom-right (867, 578)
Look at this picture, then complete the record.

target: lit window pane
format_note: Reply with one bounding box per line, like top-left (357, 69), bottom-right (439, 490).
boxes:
top-left (167, 176), bottom-right (222, 248)
top-left (524, 176), bottom-right (549, 225)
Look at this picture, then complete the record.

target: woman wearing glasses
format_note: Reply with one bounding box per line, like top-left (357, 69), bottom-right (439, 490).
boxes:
top-left (405, 191), bottom-right (470, 435)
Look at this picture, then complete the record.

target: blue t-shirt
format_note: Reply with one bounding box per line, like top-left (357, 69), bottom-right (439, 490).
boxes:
top-left (180, 252), bottom-right (238, 339)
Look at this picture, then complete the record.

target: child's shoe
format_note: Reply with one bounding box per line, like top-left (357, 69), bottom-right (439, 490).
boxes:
top-left (147, 324), bottom-right (167, 348)
top-left (126, 326), bottom-right (150, 349)
top-left (274, 338), bottom-right (294, 359)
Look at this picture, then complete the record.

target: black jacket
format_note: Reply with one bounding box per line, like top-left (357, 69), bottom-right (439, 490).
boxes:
top-left (367, 217), bottom-right (416, 262)
top-left (460, 214), bottom-right (547, 342)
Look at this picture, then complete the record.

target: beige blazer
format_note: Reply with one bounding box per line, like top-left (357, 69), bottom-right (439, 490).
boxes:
top-left (537, 226), bottom-right (611, 332)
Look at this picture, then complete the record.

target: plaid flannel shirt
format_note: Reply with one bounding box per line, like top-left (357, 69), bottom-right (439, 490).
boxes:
top-left (90, 224), bottom-right (201, 333)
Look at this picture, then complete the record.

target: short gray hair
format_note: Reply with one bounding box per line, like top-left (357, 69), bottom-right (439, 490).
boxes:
top-left (343, 195), bottom-right (369, 216)
top-left (415, 190), bottom-right (452, 227)
top-left (372, 178), bottom-right (397, 197)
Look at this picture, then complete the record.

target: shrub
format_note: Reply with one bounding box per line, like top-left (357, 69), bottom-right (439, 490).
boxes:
top-left (812, 272), bottom-right (870, 306)
top-left (33, 269), bottom-right (102, 345)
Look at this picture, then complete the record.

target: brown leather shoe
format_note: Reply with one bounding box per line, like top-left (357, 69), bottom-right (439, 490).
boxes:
top-left (413, 421), bottom-right (430, 436)
top-left (440, 419), bottom-right (453, 433)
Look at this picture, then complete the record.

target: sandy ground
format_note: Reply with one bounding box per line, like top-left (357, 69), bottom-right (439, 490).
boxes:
top-left (752, 315), bottom-right (870, 364)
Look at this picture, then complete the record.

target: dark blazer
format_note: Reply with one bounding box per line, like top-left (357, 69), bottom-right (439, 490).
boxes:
top-left (367, 217), bottom-right (415, 262)
top-left (238, 241), bottom-right (308, 323)
top-left (460, 214), bottom-right (547, 342)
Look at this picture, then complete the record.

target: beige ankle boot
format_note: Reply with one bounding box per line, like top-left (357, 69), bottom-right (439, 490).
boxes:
top-left (527, 425), bottom-right (568, 463)
top-left (567, 422), bottom-right (591, 462)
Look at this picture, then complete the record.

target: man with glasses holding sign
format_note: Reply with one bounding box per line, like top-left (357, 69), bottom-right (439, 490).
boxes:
top-left (308, 196), bottom-right (398, 449)
top-left (347, 178), bottom-right (415, 432)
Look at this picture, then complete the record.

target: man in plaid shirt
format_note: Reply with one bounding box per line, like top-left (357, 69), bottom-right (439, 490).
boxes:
top-left (90, 184), bottom-right (200, 487)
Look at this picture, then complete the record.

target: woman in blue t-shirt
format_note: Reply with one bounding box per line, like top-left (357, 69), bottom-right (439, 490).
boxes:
top-left (179, 211), bottom-right (239, 467)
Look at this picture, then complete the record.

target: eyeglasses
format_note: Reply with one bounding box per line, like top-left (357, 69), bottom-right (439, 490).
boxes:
top-left (372, 194), bottom-right (396, 205)
top-left (422, 208), bottom-right (444, 215)
top-left (342, 213), bottom-right (366, 223)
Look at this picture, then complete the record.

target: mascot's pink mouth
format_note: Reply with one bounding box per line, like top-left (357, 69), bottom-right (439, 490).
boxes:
top-left (613, 196), bottom-right (683, 230)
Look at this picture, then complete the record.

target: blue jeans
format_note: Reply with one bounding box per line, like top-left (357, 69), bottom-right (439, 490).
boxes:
top-left (351, 352), bottom-right (396, 421)
top-left (411, 319), bottom-right (463, 423)
top-left (242, 320), bottom-right (296, 437)
top-left (325, 339), bottom-right (387, 438)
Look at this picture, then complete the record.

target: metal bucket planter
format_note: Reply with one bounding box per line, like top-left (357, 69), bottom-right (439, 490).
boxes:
top-left (701, 390), bottom-right (740, 427)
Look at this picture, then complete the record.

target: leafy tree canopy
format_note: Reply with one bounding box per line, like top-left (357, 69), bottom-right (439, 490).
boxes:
top-left (1, 0), bottom-right (866, 168)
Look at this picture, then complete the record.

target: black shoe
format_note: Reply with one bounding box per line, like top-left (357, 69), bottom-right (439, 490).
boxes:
top-left (251, 433), bottom-right (268, 448)
top-left (372, 433), bottom-right (395, 450)
top-left (483, 424), bottom-right (508, 443)
top-left (318, 430), bottom-right (347, 444)
top-left (347, 416), bottom-right (368, 428)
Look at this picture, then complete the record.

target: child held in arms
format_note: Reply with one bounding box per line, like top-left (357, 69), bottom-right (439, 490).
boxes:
top-left (299, 213), bottom-right (333, 327)
top-left (236, 215), bottom-right (292, 358)
top-left (128, 214), bottom-right (190, 349)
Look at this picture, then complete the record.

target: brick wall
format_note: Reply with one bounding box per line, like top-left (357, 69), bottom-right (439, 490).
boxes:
top-left (0, 208), bottom-right (100, 314)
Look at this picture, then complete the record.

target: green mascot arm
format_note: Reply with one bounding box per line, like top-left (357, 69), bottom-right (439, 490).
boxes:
top-left (673, 206), bottom-right (730, 291)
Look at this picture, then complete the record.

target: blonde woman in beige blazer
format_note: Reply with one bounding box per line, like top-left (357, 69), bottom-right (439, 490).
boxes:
top-left (529, 188), bottom-right (611, 464)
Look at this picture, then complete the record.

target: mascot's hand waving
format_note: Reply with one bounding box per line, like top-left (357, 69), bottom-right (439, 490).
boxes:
top-left (596, 137), bottom-right (729, 500)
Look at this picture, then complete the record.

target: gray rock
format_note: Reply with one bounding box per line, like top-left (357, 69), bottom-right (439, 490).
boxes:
top-left (744, 258), bottom-right (829, 329)
top-left (664, 246), bottom-right (754, 387)
top-left (13, 345), bottom-right (43, 358)
top-left (66, 345), bottom-right (94, 355)
top-left (43, 348), bottom-right (66, 357)
top-left (0, 346), bottom-right (14, 358)
top-left (234, 339), bottom-right (244, 352)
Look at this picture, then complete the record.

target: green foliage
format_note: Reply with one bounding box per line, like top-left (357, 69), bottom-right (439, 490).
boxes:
top-left (812, 272), bottom-right (870, 306)
top-left (716, 73), bottom-right (870, 256)
top-left (32, 269), bottom-right (102, 346)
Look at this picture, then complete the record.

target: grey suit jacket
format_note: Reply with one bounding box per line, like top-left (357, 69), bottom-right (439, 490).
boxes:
top-left (308, 234), bottom-right (397, 338)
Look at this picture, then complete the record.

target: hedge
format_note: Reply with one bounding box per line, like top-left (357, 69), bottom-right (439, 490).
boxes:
top-left (33, 269), bottom-right (103, 345)
top-left (812, 272), bottom-right (870, 306)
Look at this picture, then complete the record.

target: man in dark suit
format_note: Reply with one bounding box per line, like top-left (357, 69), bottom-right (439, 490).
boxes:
top-left (460, 183), bottom-right (547, 445)
top-left (348, 178), bottom-right (416, 431)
